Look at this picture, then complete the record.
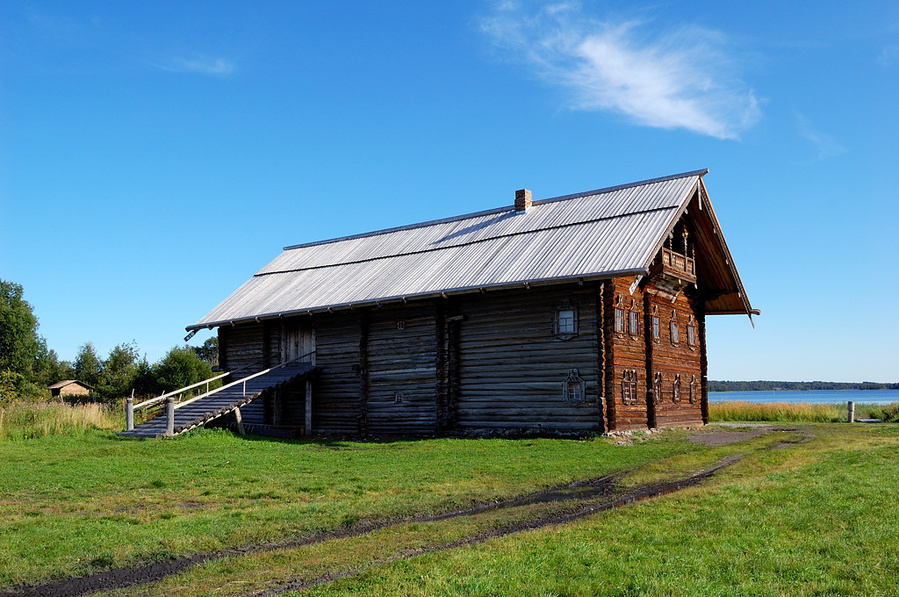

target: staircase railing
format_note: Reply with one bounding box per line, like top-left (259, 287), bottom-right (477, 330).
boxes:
top-left (125, 352), bottom-right (315, 436)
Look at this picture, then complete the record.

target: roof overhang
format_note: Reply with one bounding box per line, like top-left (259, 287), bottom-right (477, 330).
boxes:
top-left (186, 268), bottom-right (649, 331)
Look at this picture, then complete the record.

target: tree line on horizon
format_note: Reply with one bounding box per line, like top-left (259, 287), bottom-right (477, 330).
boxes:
top-left (0, 279), bottom-right (218, 405)
top-left (709, 380), bottom-right (899, 392)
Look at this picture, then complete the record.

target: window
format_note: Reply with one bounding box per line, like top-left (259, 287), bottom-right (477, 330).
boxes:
top-left (690, 375), bottom-right (697, 404)
top-left (688, 324), bottom-right (696, 347)
top-left (654, 373), bottom-right (663, 403)
top-left (563, 369), bottom-right (586, 404)
top-left (673, 374), bottom-right (681, 403)
top-left (670, 320), bottom-right (679, 345)
top-left (652, 316), bottom-right (660, 342)
top-left (568, 381), bottom-right (582, 403)
top-left (614, 308), bottom-right (624, 333)
top-left (554, 305), bottom-right (578, 339)
top-left (621, 370), bottom-right (638, 404)
top-left (629, 311), bottom-right (639, 336)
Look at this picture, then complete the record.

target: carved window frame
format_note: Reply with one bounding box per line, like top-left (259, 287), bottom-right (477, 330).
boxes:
top-left (673, 374), bottom-right (681, 403)
top-left (687, 315), bottom-right (697, 350)
top-left (670, 311), bottom-right (680, 346)
top-left (621, 370), bottom-right (638, 405)
top-left (563, 369), bottom-right (586, 404)
top-left (690, 375), bottom-right (697, 404)
top-left (651, 306), bottom-right (660, 343)
top-left (614, 295), bottom-right (625, 336)
top-left (654, 372), bottom-right (663, 404)
top-left (554, 300), bottom-right (579, 341)
top-left (628, 309), bottom-right (639, 337)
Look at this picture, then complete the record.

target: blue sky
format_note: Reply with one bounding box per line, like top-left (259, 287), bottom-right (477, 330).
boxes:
top-left (1, 1), bottom-right (897, 382)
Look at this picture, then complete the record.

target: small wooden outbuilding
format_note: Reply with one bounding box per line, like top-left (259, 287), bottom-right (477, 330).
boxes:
top-left (188, 170), bottom-right (757, 435)
top-left (48, 380), bottom-right (93, 399)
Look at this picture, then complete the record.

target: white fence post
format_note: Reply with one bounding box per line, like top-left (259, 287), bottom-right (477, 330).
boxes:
top-left (126, 393), bottom-right (134, 431)
top-left (165, 396), bottom-right (175, 436)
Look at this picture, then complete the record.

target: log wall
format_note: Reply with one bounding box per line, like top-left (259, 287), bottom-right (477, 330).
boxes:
top-left (605, 277), bottom-right (650, 431)
top-left (366, 304), bottom-right (439, 434)
top-left (218, 274), bottom-right (708, 435)
top-left (312, 311), bottom-right (362, 434)
top-left (644, 281), bottom-right (703, 428)
top-left (455, 285), bottom-right (602, 432)
top-left (219, 323), bottom-right (264, 374)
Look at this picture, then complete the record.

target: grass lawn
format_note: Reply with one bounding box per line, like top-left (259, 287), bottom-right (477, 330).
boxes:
top-left (297, 424), bottom-right (899, 597)
top-left (2, 412), bottom-right (898, 596)
top-left (0, 426), bottom-right (695, 588)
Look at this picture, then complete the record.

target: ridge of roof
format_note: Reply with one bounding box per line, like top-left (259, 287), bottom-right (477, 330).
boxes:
top-left (258, 204), bottom-right (678, 279)
top-left (282, 169), bottom-right (709, 252)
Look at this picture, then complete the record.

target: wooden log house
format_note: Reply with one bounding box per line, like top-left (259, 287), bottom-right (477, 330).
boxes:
top-left (188, 170), bottom-right (757, 435)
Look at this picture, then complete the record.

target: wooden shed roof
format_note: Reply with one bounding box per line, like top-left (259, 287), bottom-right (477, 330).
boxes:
top-left (47, 380), bottom-right (93, 390)
top-left (189, 170), bottom-right (756, 330)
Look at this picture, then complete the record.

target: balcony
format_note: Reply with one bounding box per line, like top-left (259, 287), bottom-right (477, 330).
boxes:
top-left (656, 248), bottom-right (696, 284)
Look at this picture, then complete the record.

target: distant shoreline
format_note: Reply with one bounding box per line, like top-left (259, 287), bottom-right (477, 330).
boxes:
top-left (709, 381), bottom-right (899, 392)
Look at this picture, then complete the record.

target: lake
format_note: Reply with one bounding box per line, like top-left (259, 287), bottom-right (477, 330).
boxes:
top-left (709, 389), bottom-right (899, 405)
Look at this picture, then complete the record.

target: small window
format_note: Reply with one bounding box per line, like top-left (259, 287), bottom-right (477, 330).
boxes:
top-left (673, 374), bottom-right (681, 403)
top-left (563, 369), bottom-right (586, 404)
top-left (621, 370), bottom-right (638, 405)
top-left (558, 309), bottom-right (575, 334)
top-left (568, 382), bottom-right (582, 403)
top-left (614, 308), bottom-right (624, 333)
top-left (670, 320), bottom-right (679, 345)
top-left (652, 316), bottom-right (660, 341)
top-left (690, 375), bottom-right (697, 404)
top-left (688, 325), bottom-right (696, 347)
top-left (654, 373), bottom-right (663, 403)
top-left (628, 311), bottom-right (639, 336)
top-left (554, 306), bottom-right (578, 339)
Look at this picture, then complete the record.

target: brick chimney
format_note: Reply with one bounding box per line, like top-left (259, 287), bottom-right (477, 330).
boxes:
top-left (515, 189), bottom-right (532, 212)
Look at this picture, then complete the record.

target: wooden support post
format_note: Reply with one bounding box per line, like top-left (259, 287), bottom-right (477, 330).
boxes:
top-left (644, 290), bottom-right (657, 430)
top-left (699, 307), bottom-right (709, 425)
top-left (602, 282), bottom-right (617, 431)
top-left (126, 392), bottom-right (134, 431)
top-left (359, 309), bottom-right (370, 436)
top-left (595, 282), bottom-right (608, 433)
top-left (165, 396), bottom-right (175, 437)
top-left (847, 401), bottom-right (855, 423)
top-left (305, 379), bottom-right (313, 436)
top-left (233, 406), bottom-right (246, 435)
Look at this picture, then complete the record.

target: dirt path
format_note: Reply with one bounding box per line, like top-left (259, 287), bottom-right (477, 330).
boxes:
top-left (0, 426), bottom-right (802, 597)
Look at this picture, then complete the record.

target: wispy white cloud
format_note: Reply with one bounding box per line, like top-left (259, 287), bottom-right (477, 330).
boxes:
top-left (480, 2), bottom-right (760, 139)
top-left (154, 55), bottom-right (235, 77)
top-left (878, 44), bottom-right (898, 67)
top-left (795, 112), bottom-right (846, 161)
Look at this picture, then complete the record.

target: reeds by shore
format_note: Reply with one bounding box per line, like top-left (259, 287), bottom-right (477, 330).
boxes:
top-left (709, 400), bottom-right (899, 423)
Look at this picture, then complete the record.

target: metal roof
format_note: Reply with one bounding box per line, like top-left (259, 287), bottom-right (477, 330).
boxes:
top-left (190, 169), bottom-right (752, 329)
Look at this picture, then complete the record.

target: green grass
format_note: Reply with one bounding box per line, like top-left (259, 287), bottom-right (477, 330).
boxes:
top-left (0, 428), bottom-right (696, 587)
top-left (295, 425), bottom-right (899, 597)
top-left (4, 411), bottom-right (899, 596)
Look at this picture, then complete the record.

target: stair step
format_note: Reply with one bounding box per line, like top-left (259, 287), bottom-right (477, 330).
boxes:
top-left (119, 363), bottom-right (315, 438)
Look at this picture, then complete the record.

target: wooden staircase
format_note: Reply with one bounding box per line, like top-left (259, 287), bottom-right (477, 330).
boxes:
top-left (119, 362), bottom-right (315, 439)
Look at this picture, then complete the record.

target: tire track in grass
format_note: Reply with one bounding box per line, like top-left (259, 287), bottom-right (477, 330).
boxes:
top-left (256, 453), bottom-right (747, 596)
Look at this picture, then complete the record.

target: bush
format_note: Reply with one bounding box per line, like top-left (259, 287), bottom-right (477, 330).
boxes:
top-left (0, 371), bottom-right (45, 407)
